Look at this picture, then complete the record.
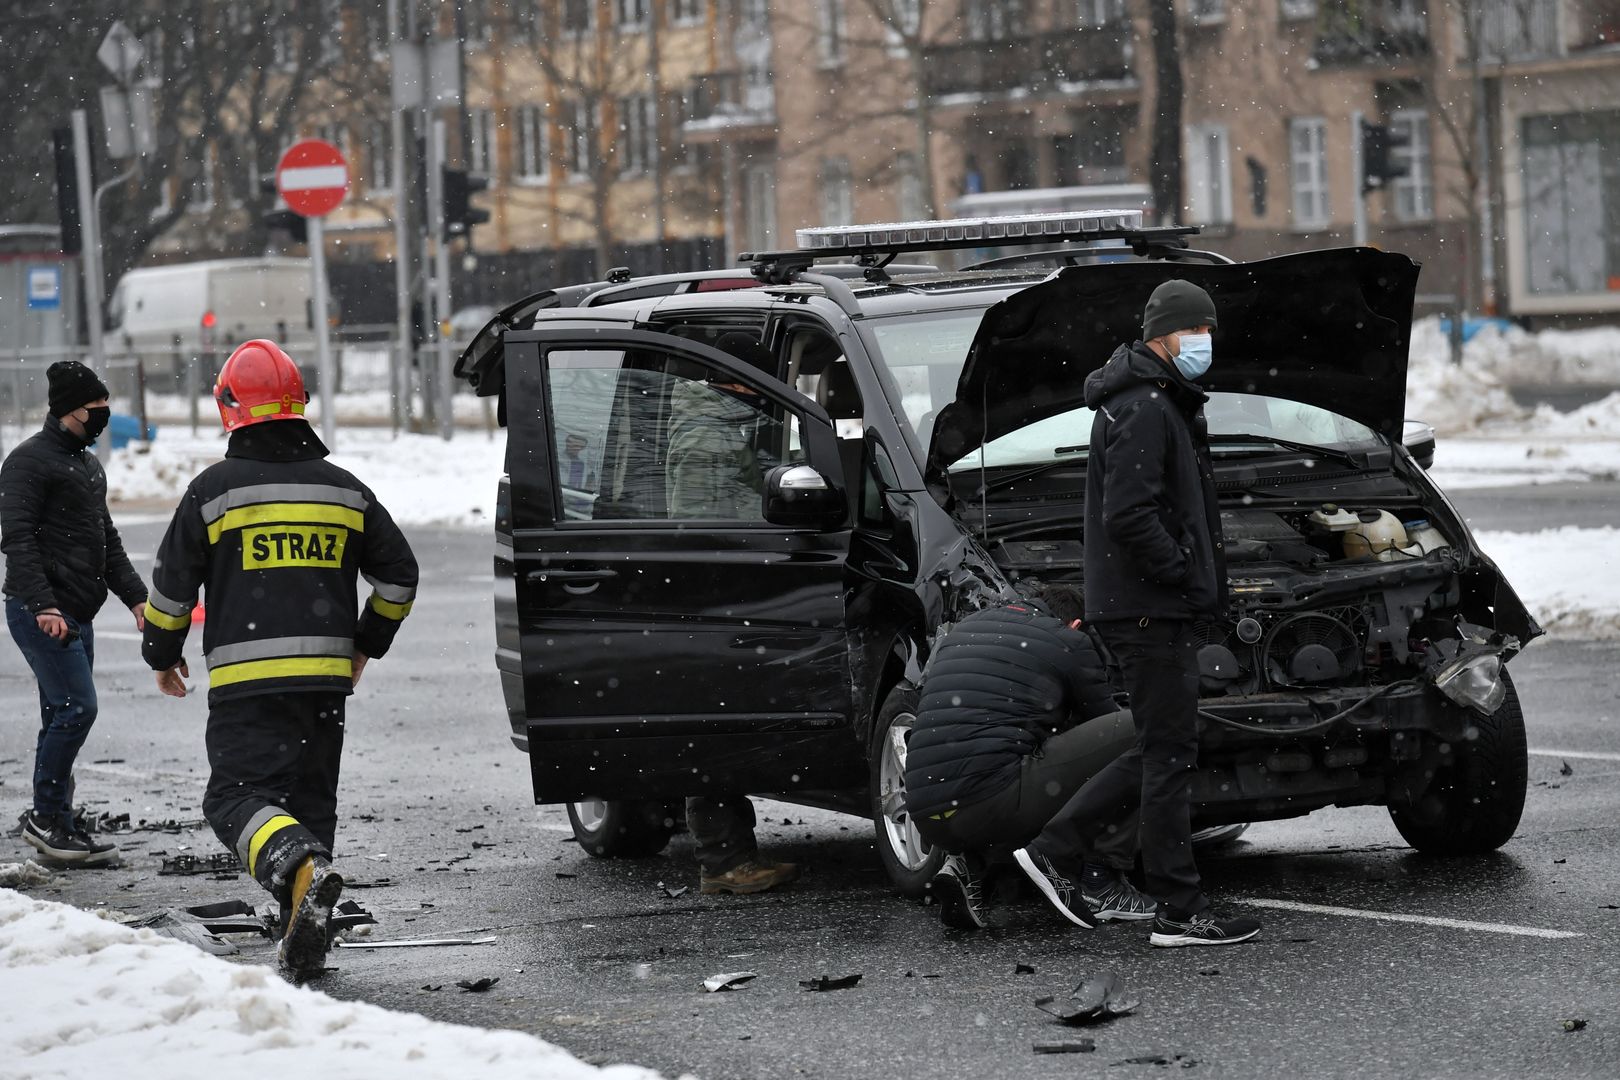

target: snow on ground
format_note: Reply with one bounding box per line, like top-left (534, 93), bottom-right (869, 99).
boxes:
top-left (1428, 437), bottom-right (1620, 489)
top-left (1475, 528), bottom-right (1620, 641)
top-left (103, 429), bottom-right (507, 530)
top-left (0, 888), bottom-right (673, 1080)
top-left (139, 389), bottom-right (497, 425)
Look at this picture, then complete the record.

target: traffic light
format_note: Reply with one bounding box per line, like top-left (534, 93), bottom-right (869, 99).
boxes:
top-left (263, 208), bottom-right (308, 244)
top-left (442, 168), bottom-right (490, 241)
top-left (1361, 121), bottom-right (1412, 195)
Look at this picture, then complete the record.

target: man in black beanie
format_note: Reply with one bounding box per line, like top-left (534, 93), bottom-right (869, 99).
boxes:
top-left (2, 361), bottom-right (148, 864)
top-left (1014, 280), bottom-right (1262, 948)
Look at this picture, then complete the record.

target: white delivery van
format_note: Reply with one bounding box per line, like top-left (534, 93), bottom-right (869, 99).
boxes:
top-left (107, 258), bottom-right (325, 353)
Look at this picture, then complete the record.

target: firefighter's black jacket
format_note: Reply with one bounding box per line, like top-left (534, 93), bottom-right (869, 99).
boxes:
top-left (0, 416), bottom-right (146, 621)
top-left (141, 420), bottom-right (418, 704)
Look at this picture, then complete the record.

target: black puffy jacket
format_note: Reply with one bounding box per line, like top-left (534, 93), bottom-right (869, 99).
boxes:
top-left (0, 417), bottom-right (146, 621)
top-left (1081, 342), bottom-right (1227, 624)
top-left (904, 600), bottom-right (1116, 818)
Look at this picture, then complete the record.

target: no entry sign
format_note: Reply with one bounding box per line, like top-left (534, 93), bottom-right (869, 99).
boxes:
top-left (275, 139), bottom-right (349, 217)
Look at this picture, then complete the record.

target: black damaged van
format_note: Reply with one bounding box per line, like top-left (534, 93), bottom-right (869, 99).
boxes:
top-left (456, 213), bottom-right (1539, 896)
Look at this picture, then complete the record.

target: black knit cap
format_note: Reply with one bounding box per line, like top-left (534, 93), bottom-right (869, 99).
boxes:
top-left (47, 361), bottom-right (110, 418)
top-left (1142, 280), bottom-right (1219, 342)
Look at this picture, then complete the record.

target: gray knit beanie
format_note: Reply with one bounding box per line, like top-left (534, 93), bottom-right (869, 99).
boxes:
top-left (1142, 280), bottom-right (1219, 342)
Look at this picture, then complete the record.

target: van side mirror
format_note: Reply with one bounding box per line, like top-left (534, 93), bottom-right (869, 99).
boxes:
top-left (1402, 419), bottom-right (1436, 470)
top-left (763, 464), bottom-right (847, 530)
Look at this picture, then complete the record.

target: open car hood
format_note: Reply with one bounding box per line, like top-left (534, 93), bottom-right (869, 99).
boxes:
top-left (925, 248), bottom-right (1420, 480)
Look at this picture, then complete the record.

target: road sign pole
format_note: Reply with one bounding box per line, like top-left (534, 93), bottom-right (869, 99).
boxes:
top-left (430, 116), bottom-right (453, 442)
top-left (389, 0), bottom-right (411, 436)
top-left (71, 110), bottom-right (106, 373)
top-left (1351, 110), bottom-right (1369, 248)
top-left (308, 215), bottom-right (337, 450)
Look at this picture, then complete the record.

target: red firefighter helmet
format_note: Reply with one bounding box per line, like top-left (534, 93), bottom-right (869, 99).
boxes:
top-left (214, 339), bottom-right (308, 432)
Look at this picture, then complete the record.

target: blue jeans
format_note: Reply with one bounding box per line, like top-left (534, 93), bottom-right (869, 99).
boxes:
top-left (6, 597), bottom-right (98, 825)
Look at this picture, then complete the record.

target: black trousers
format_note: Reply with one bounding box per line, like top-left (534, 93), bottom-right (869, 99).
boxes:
top-left (685, 792), bottom-right (757, 875)
top-left (914, 710), bottom-right (1138, 868)
top-left (1047, 618), bottom-right (1208, 916)
top-left (202, 692), bottom-right (346, 897)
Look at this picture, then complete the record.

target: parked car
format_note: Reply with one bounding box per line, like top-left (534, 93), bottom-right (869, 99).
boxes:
top-left (457, 212), bottom-right (1539, 896)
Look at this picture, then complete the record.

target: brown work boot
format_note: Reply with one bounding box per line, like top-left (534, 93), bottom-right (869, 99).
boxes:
top-left (700, 858), bottom-right (800, 895)
top-left (278, 855), bottom-right (344, 978)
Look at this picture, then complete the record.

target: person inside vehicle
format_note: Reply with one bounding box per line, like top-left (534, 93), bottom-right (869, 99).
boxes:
top-left (664, 331), bottom-right (798, 896)
top-left (904, 583), bottom-right (1147, 930)
top-left (1060, 279), bottom-right (1262, 948)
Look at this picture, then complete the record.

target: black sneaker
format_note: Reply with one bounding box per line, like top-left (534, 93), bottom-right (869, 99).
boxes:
top-left (1081, 869), bottom-right (1158, 923)
top-left (1150, 908), bottom-right (1262, 948)
top-left (1013, 845), bottom-right (1097, 929)
top-left (70, 826), bottom-right (120, 867)
top-left (21, 811), bottom-right (98, 863)
top-left (931, 854), bottom-right (988, 930)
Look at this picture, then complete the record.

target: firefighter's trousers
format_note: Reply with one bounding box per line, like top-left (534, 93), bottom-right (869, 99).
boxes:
top-left (203, 691), bottom-right (346, 898)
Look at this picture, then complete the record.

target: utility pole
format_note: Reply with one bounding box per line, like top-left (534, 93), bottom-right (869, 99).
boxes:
top-left (70, 110), bottom-right (105, 372)
top-left (389, 0), bottom-right (411, 434)
top-left (650, 0), bottom-right (667, 272)
top-left (431, 117), bottom-right (453, 442)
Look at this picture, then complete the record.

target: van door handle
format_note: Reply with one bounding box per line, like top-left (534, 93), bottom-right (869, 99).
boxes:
top-left (525, 568), bottom-right (618, 592)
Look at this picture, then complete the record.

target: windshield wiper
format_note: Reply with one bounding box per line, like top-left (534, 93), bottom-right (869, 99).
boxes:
top-left (1209, 433), bottom-right (1361, 467)
top-left (970, 451), bottom-right (1088, 495)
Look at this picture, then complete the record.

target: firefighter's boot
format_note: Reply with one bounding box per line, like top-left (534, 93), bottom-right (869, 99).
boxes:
top-left (278, 855), bottom-right (344, 978)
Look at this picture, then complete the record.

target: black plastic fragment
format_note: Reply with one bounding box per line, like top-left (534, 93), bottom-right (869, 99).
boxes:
top-left (421, 984), bottom-right (443, 992)
top-left (1034, 972), bottom-right (1139, 1026)
top-left (1034, 1040), bottom-right (1095, 1054)
top-left (456, 977), bottom-right (500, 993)
top-left (159, 852), bottom-right (243, 876)
top-left (660, 884), bottom-right (689, 899)
top-left (799, 974), bottom-right (861, 992)
top-left (1562, 1019), bottom-right (1587, 1032)
top-left (1560, 760), bottom-right (1574, 777)
top-left (1015, 962), bottom-right (1036, 975)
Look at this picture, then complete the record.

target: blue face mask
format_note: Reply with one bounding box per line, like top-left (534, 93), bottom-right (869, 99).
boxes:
top-left (1173, 333), bottom-right (1213, 380)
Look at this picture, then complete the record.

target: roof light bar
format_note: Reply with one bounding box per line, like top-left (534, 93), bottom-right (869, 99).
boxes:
top-left (794, 209), bottom-right (1147, 251)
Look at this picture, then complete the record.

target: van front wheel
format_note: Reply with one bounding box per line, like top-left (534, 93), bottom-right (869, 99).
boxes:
top-left (869, 686), bottom-right (946, 899)
top-left (567, 799), bottom-right (677, 857)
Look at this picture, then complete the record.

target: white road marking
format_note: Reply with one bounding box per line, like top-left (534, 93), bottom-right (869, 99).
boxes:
top-left (1233, 897), bottom-right (1580, 939)
top-left (1530, 748), bottom-right (1620, 763)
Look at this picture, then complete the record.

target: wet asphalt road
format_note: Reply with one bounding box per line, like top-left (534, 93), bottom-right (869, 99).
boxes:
top-left (3, 482), bottom-right (1619, 1080)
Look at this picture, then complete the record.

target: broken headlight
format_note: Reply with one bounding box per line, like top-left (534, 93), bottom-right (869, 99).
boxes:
top-left (1433, 651), bottom-right (1507, 714)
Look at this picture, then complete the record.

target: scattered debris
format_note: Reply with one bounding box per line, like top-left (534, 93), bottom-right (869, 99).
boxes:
top-left (1034, 972), bottom-right (1140, 1026)
top-left (159, 853), bottom-right (242, 876)
top-left (456, 977), bottom-right (500, 993)
top-left (0, 860), bottom-right (53, 887)
top-left (1197, 969), bottom-right (1220, 977)
top-left (1287, 938), bottom-right (1316, 944)
top-left (76, 810), bottom-right (130, 832)
top-left (1113, 1053), bottom-right (1198, 1068)
top-left (343, 878), bottom-right (395, 889)
top-left (1015, 963), bottom-right (1036, 975)
top-left (659, 884), bottom-right (689, 899)
top-left (1555, 858), bottom-right (1567, 865)
top-left (1562, 1019), bottom-right (1588, 1033)
top-left (555, 872), bottom-right (577, 879)
top-left (420, 984), bottom-right (443, 992)
top-left (799, 974), bottom-right (862, 992)
top-left (1034, 1040), bottom-right (1096, 1055)
top-left (454, 825), bottom-right (486, 833)
top-left (1560, 760), bottom-right (1574, 777)
top-left (336, 935), bottom-right (497, 949)
top-left (704, 972), bottom-right (759, 993)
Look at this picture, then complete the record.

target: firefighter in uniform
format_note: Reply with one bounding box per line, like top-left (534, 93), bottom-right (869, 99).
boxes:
top-left (142, 340), bottom-right (418, 977)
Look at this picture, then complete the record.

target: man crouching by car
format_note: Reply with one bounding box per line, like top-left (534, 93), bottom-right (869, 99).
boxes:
top-left (904, 583), bottom-right (1147, 930)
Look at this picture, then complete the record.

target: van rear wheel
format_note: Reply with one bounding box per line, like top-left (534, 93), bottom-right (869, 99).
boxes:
top-left (870, 686), bottom-right (946, 899)
top-left (567, 799), bottom-right (677, 857)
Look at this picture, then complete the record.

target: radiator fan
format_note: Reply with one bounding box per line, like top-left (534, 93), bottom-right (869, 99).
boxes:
top-left (1191, 621), bottom-right (1250, 693)
top-left (1263, 612), bottom-right (1362, 687)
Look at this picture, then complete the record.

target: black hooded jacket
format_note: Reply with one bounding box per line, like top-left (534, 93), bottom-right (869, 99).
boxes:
top-left (1081, 342), bottom-right (1227, 624)
top-left (904, 600), bottom-right (1117, 818)
top-left (0, 417), bottom-right (146, 621)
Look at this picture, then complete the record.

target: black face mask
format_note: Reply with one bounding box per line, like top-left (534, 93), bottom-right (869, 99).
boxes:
top-left (80, 406), bottom-right (111, 442)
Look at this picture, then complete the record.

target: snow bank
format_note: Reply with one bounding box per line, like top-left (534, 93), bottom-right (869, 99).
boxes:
top-left (1428, 437), bottom-right (1620, 489)
top-left (1475, 527), bottom-right (1620, 640)
top-left (0, 861), bottom-right (53, 888)
top-left (1405, 320), bottom-right (1529, 434)
top-left (0, 888), bottom-right (671, 1080)
top-left (104, 430), bottom-right (507, 530)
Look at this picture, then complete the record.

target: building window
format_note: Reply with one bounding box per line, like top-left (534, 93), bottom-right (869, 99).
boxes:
top-left (467, 109), bottom-right (497, 184)
top-left (895, 152), bottom-right (926, 221)
top-left (569, 101), bottom-right (600, 177)
top-left (1055, 107), bottom-right (1130, 184)
top-left (1189, 0), bottom-right (1225, 24)
top-left (517, 104), bottom-right (549, 182)
top-left (1289, 117), bottom-right (1331, 229)
top-left (816, 0), bottom-right (846, 66)
top-left (671, 0), bottom-right (706, 26)
top-left (368, 122), bottom-right (392, 194)
top-left (1076, 0), bottom-right (1126, 27)
top-left (1522, 110), bottom-right (1620, 295)
top-left (820, 157), bottom-right (854, 226)
top-left (619, 94), bottom-right (656, 175)
top-left (615, 0), bottom-right (649, 30)
top-left (1389, 109), bottom-right (1432, 222)
top-left (744, 160), bottom-right (777, 250)
top-left (966, 0), bottom-right (1027, 41)
top-left (562, 0), bottom-right (594, 35)
top-left (1185, 124), bottom-right (1232, 224)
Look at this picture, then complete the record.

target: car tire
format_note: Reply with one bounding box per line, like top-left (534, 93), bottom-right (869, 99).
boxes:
top-left (567, 798), bottom-right (677, 858)
top-left (1389, 669), bottom-right (1528, 855)
top-left (869, 685), bottom-right (947, 900)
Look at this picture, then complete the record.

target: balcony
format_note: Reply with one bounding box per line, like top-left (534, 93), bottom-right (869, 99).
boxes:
top-left (923, 26), bottom-right (1135, 100)
top-left (681, 71), bottom-right (776, 142)
top-left (1311, 1), bottom-right (1430, 65)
